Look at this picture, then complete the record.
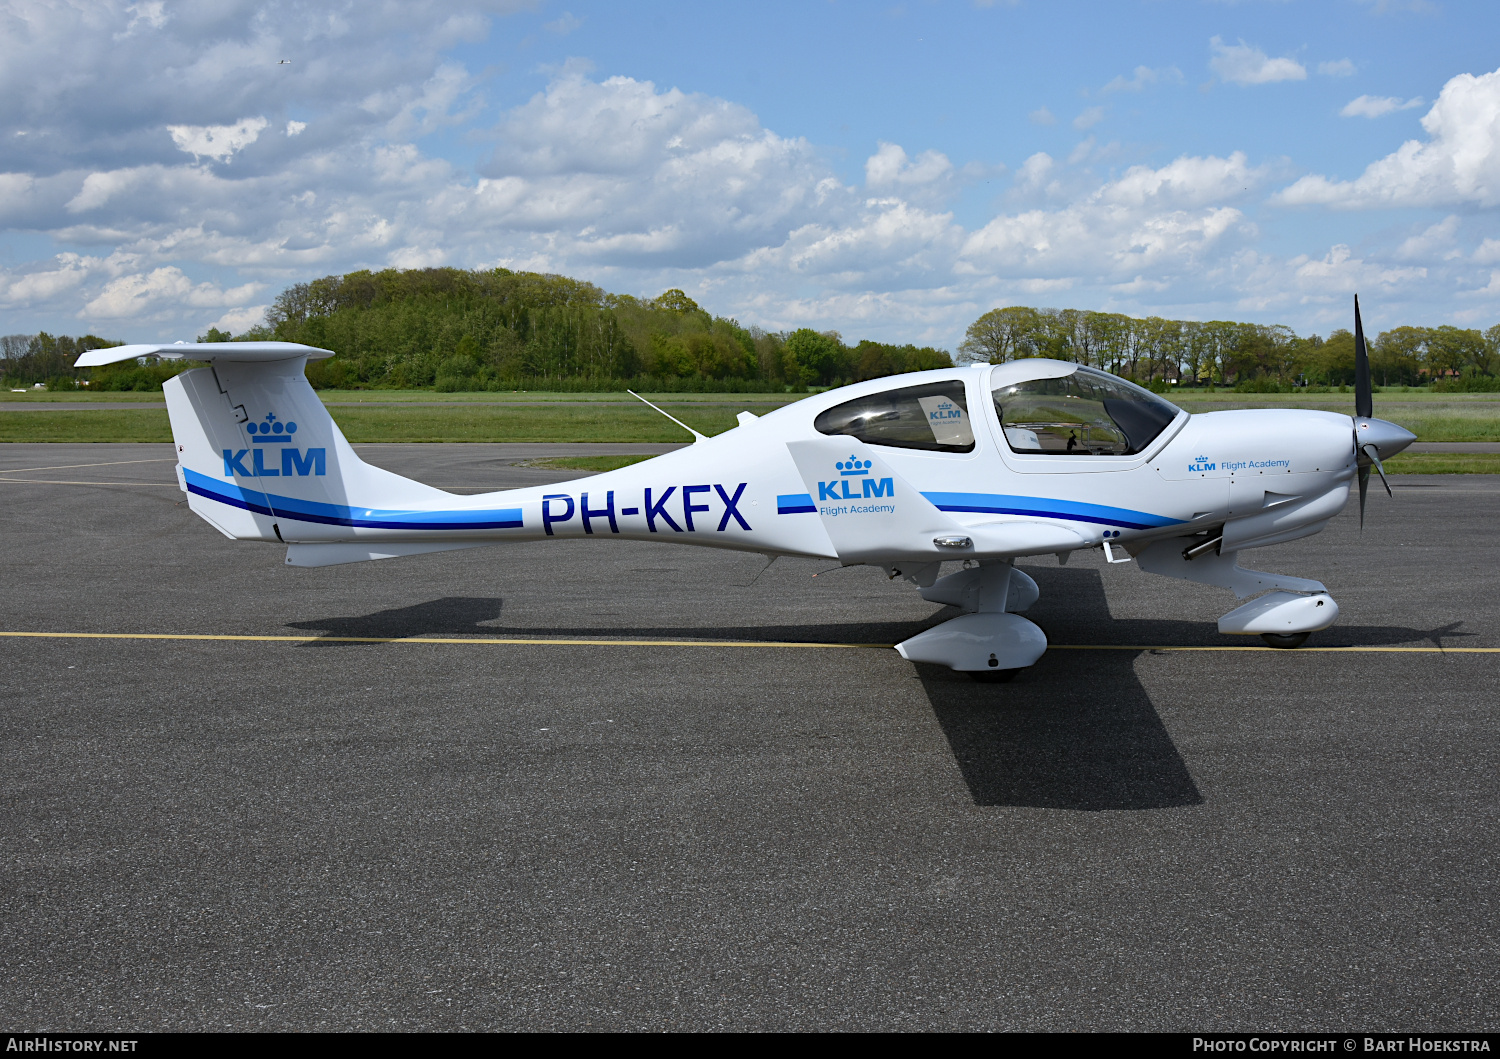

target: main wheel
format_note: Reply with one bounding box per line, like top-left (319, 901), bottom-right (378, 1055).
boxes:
top-left (969, 668), bottom-right (1020, 683)
top-left (1261, 632), bottom-right (1310, 649)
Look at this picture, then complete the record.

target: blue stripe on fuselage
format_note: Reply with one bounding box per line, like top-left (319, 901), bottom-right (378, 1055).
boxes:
top-left (184, 469), bottom-right (524, 530)
top-left (921, 491), bottom-right (1183, 530)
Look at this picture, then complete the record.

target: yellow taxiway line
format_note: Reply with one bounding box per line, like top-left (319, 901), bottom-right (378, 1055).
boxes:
top-left (0, 631), bottom-right (1494, 653)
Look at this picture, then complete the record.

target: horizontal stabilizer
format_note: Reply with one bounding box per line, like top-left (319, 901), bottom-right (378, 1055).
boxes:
top-left (74, 341), bottom-right (334, 368)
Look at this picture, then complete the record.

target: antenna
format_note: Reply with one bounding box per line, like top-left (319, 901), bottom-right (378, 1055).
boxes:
top-left (626, 390), bottom-right (707, 443)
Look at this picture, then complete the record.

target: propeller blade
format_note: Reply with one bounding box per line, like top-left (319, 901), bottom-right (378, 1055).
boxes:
top-left (1363, 443), bottom-right (1393, 497)
top-left (1358, 463), bottom-right (1370, 531)
top-left (1353, 293), bottom-right (1373, 419)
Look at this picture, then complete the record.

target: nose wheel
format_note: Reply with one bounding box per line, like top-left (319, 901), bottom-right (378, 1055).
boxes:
top-left (1261, 632), bottom-right (1310, 649)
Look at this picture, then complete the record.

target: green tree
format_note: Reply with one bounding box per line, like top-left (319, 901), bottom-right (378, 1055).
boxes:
top-left (783, 329), bottom-right (849, 385)
top-left (652, 289), bottom-right (703, 316)
top-left (1180, 321), bottom-right (1210, 385)
top-left (1424, 325), bottom-right (1486, 380)
top-left (1373, 326), bottom-right (1425, 387)
top-left (958, 306), bottom-right (1040, 363)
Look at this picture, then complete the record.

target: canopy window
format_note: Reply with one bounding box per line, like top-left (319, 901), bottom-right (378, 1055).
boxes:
top-left (992, 367), bottom-right (1181, 456)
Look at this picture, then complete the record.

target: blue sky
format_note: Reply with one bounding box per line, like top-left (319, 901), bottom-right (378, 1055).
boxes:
top-left (3, 0), bottom-right (1499, 348)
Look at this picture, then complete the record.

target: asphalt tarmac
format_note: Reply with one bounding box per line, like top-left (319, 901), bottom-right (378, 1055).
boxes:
top-left (1, 444), bottom-right (1496, 1031)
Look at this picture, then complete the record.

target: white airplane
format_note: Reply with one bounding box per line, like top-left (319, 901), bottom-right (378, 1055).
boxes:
top-left (76, 297), bottom-right (1414, 680)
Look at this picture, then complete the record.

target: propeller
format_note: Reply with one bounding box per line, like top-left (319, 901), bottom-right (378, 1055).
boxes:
top-left (1351, 294), bottom-right (1414, 529)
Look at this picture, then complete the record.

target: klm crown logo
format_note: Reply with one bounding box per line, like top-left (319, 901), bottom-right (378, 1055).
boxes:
top-left (246, 412), bottom-right (298, 438)
top-left (819, 455), bottom-right (893, 502)
top-left (1188, 454), bottom-right (1217, 472)
top-left (223, 409), bottom-right (325, 478)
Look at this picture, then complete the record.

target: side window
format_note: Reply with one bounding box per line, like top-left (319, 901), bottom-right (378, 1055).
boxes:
top-left (992, 367), bottom-right (1181, 456)
top-left (814, 380), bottom-right (975, 453)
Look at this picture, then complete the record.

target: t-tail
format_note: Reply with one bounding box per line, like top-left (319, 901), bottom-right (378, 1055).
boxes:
top-left (74, 342), bottom-right (522, 567)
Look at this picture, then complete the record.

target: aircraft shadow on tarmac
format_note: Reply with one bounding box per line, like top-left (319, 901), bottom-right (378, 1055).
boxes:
top-left (283, 569), bottom-right (1463, 812)
top-left (284, 596), bottom-right (509, 641)
top-left (918, 566), bottom-right (1205, 812)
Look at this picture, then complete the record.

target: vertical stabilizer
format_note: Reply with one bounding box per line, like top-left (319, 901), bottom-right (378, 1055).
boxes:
top-left (158, 353), bottom-right (457, 543)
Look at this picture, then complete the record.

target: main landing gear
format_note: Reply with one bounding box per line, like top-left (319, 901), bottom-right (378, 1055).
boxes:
top-left (891, 561), bottom-right (1047, 681)
top-left (1260, 632), bottom-right (1311, 649)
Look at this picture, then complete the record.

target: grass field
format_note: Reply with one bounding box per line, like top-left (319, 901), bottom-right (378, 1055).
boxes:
top-left (3, 388), bottom-right (1500, 457)
top-left (1382, 452), bottom-right (1500, 474)
top-left (1171, 393), bottom-right (1500, 443)
top-left (0, 388), bottom-right (808, 406)
top-left (0, 403), bottom-right (743, 444)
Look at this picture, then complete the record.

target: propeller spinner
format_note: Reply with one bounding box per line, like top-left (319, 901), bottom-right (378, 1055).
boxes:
top-left (1351, 295), bottom-right (1417, 527)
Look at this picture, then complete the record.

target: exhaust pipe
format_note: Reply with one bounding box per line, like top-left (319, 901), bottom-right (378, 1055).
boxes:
top-left (1183, 534), bottom-right (1223, 561)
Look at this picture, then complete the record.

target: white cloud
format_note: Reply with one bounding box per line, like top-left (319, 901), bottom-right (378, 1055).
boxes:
top-left (543, 12), bottom-right (582, 34)
top-left (118, 1), bottom-right (167, 38)
top-left (0, 257), bottom-right (89, 305)
top-left (378, 62), bottom-right (482, 139)
top-left (958, 155), bottom-right (1253, 281)
top-left (1073, 106), bottom-right (1105, 131)
top-left (67, 168), bottom-right (150, 213)
top-left (1209, 37), bottom-right (1307, 86)
top-left (166, 117), bottom-right (269, 163)
top-left (1318, 59), bottom-right (1357, 78)
top-left (83, 267), bottom-right (260, 319)
top-left (1340, 94), bottom-right (1425, 118)
top-left (285, 120), bottom-right (307, 136)
top-left (1028, 106), bottom-right (1055, 126)
top-left (1394, 216), bottom-right (1461, 260)
top-left (864, 142), bottom-right (954, 194)
top-left (1101, 65), bottom-right (1182, 94)
top-left (1473, 239), bottom-right (1500, 265)
top-left (1099, 152), bottom-right (1261, 208)
top-left (466, 72), bottom-right (842, 266)
top-left (1013, 152), bottom-right (1055, 192)
top-left (1279, 66), bottom-right (1500, 208)
top-left (206, 304), bottom-right (272, 334)
top-left (1288, 244), bottom-right (1426, 294)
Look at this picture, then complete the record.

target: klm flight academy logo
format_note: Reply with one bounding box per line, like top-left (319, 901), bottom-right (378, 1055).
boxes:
top-left (223, 412), bottom-right (327, 478)
top-left (928, 398), bottom-right (963, 424)
top-left (818, 457), bottom-right (893, 501)
top-left (815, 456), bottom-right (896, 517)
top-left (1188, 453), bottom-right (1216, 473)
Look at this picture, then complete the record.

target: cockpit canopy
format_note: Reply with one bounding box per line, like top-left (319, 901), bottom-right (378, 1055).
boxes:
top-left (992, 366), bottom-right (1181, 456)
top-left (809, 365), bottom-right (1182, 458)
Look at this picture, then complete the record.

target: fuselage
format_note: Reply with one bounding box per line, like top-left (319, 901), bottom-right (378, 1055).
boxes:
top-left (256, 361), bottom-right (1360, 564)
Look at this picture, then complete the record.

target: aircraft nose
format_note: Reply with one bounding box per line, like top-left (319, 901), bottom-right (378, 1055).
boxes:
top-left (1355, 416), bottom-right (1417, 461)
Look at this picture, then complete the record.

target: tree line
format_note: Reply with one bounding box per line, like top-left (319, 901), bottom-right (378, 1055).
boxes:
top-left (5, 268), bottom-right (1499, 392)
top-left (959, 305), bottom-right (1500, 391)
